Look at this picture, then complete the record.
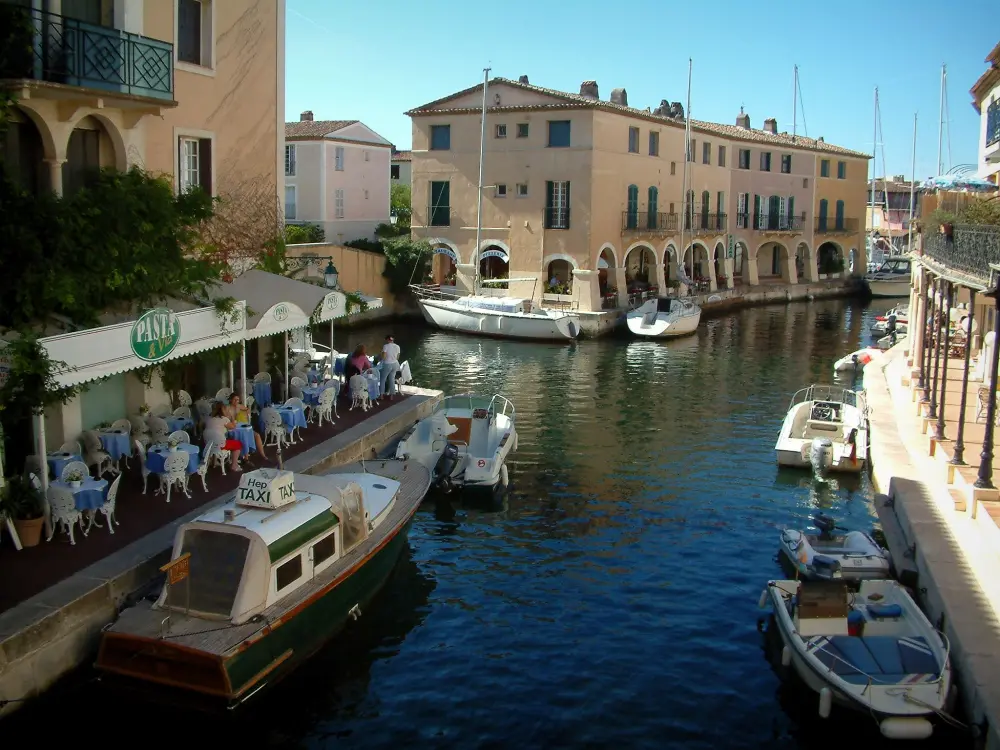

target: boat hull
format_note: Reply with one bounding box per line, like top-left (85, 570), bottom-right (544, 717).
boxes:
top-left (866, 279), bottom-right (911, 298)
top-left (776, 449), bottom-right (866, 473)
top-left (625, 309), bottom-right (702, 338)
top-left (418, 298), bottom-right (580, 340)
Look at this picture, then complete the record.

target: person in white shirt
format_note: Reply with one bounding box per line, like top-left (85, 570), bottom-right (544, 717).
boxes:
top-left (379, 334), bottom-right (401, 399)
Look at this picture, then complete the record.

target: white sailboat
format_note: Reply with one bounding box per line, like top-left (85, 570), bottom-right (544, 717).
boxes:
top-left (413, 69), bottom-right (582, 341)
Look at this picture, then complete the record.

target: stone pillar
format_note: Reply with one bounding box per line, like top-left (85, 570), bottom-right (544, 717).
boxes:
top-left (455, 263), bottom-right (476, 295)
top-left (571, 269), bottom-right (599, 312)
top-left (45, 158), bottom-right (66, 197)
top-left (953, 287), bottom-right (977, 465)
top-left (653, 257), bottom-right (667, 295)
top-left (707, 249), bottom-right (718, 292)
top-left (613, 266), bottom-right (627, 303)
top-left (976, 291), bottom-right (1000, 489)
top-left (805, 246), bottom-right (819, 283)
top-left (746, 253), bottom-right (760, 286)
top-left (911, 271), bottom-right (926, 387)
top-left (935, 281), bottom-right (953, 439)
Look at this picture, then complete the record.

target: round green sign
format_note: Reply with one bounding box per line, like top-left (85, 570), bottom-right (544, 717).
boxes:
top-left (131, 308), bottom-right (181, 362)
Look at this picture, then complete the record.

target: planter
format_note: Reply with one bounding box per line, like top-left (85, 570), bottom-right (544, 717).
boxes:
top-left (542, 293), bottom-right (574, 304)
top-left (14, 517), bottom-right (44, 548)
top-left (69, 480), bottom-right (82, 489)
top-left (169, 445), bottom-right (178, 452)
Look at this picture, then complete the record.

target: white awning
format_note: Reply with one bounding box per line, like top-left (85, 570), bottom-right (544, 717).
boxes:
top-left (210, 270), bottom-right (348, 338)
top-left (40, 302), bottom-right (247, 387)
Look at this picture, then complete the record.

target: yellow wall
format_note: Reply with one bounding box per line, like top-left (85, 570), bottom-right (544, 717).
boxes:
top-left (813, 155), bottom-right (868, 261)
top-left (285, 243), bottom-right (395, 306)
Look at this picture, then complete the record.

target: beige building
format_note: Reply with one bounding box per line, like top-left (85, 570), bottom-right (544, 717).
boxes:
top-left (391, 149), bottom-right (411, 185)
top-left (2, 0), bottom-right (284, 218)
top-left (407, 76), bottom-right (870, 311)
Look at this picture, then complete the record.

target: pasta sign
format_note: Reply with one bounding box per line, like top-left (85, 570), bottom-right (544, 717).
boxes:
top-left (130, 308), bottom-right (181, 362)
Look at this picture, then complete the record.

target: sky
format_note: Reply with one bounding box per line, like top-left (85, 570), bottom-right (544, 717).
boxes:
top-left (284, 0), bottom-right (997, 181)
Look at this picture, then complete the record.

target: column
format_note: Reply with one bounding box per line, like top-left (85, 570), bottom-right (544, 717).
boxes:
top-left (911, 270), bottom-right (926, 387)
top-left (921, 277), bottom-right (936, 404)
top-left (571, 269), bottom-right (599, 312)
top-left (976, 290), bottom-right (1000, 489)
top-left (930, 279), bottom-right (944, 421)
top-left (952, 288), bottom-right (976, 465)
top-left (934, 281), bottom-right (953, 440)
top-left (45, 158), bottom-right (66, 197)
top-left (240, 341), bottom-right (248, 402)
top-left (613, 266), bottom-right (627, 305)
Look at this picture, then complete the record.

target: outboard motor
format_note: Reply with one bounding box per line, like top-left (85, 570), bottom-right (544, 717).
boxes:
top-left (812, 513), bottom-right (839, 539)
top-left (434, 443), bottom-right (460, 492)
top-left (809, 437), bottom-right (834, 476)
top-left (811, 554), bottom-right (842, 580)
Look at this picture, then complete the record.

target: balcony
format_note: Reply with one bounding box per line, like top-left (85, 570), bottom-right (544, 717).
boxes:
top-left (986, 100), bottom-right (1000, 159)
top-left (544, 206), bottom-right (570, 230)
top-left (685, 213), bottom-right (727, 234)
top-left (426, 204), bottom-right (452, 227)
top-left (923, 225), bottom-right (1000, 286)
top-left (0, 3), bottom-right (174, 102)
top-left (621, 211), bottom-right (679, 233)
top-left (733, 214), bottom-right (805, 232)
top-left (815, 217), bottom-right (859, 234)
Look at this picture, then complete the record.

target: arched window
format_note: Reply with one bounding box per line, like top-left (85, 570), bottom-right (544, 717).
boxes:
top-left (626, 184), bottom-right (639, 230)
top-left (835, 200), bottom-right (845, 231)
top-left (818, 198), bottom-right (829, 231)
top-left (647, 186), bottom-right (658, 229)
top-left (701, 190), bottom-right (710, 229)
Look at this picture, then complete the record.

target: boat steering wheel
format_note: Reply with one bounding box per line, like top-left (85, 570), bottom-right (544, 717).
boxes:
top-left (813, 404), bottom-right (834, 421)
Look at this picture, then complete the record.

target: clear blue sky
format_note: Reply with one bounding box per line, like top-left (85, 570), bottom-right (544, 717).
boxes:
top-left (285, 0), bottom-right (996, 181)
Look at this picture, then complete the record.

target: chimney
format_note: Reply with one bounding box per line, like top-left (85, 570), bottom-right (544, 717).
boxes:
top-left (518, 75), bottom-right (530, 84)
top-left (579, 80), bottom-right (599, 99)
top-left (763, 117), bottom-right (777, 134)
top-left (817, 136), bottom-right (824, 142)
top-left (610, 88), bottom-right (628, 106)
top-left (735, 107), bottom-right (750, 129)
top-left (300, 110), bottom-right (314, 122)
top-left (893, 174), bottom-right (905, 182)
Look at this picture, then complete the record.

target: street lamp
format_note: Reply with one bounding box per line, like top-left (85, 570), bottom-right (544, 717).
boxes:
top-left (324, 260), bottom-right (339, 289)
top-left (389, 211), bottom-right (398, 226)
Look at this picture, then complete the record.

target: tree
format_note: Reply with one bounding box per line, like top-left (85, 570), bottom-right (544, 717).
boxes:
top-left (390, 183), bottom-right (412, 228)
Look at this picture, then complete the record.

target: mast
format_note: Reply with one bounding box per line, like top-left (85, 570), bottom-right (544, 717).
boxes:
top-left (792, 65), bottom-right (798, 141)
top-left (680, 58), bottom-right (692, 285)
top-left (473, 67), bottom-right (490, 295)
top-left (937, 64), bottom-right (945, 176)
top-left (908, 113), bottom-right (917, 253)
top-left (870, 87), bottom-right (878, 263)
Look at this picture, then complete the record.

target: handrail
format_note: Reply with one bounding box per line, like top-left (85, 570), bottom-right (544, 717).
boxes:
top-left (788, 384), bottom-right (861, 411)
top-left (440, 392), bottom-right (515, 424)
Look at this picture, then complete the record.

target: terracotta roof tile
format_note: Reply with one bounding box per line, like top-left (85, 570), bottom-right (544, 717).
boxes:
top-left (406, 77), bottom-right (870, 159)
top-left (392, 150), bottom-right (412, 162)
top-left (284, 119), bottom-right (358, 139)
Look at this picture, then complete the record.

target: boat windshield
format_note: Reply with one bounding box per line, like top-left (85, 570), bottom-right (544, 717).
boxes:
top-left (876, 258), bottom-right (910, 276)
top-left (174, 529), bottom-right (250, 618)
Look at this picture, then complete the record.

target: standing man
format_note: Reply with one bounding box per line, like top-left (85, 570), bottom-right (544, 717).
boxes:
top-left (379, 335), bottom-right (401, 401)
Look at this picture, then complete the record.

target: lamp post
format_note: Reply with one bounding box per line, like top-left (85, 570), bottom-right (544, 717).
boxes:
top-left (975, 270), bottom-right (1000, 489)
top-left (389, 212), bottom-right (398, 227)
top-left (324, 260), bottom-right (339, 289)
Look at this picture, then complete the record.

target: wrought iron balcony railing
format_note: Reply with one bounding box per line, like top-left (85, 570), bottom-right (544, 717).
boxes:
top-left (544, 207), bottom-right (570, 230)
top-left (733, 214), bottom-right (804, 232)
top-left (621, 211), bottom-right (679, 233)
top-left (683, 212), bottom-right (727, 233)
top-left (923, 225), bottom-right (1000, 285)
top-left (426, 204), bottom-right (452, 227)
top-left (0, 3), bottom-right (173, 100)
top-left (815, 217), bottom-right (859, 233)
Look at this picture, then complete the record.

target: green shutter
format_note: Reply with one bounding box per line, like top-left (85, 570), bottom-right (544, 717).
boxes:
top-left (788, 196), bottom-right (795, 227)
top-left (753, 194), bottom-right (760, 229)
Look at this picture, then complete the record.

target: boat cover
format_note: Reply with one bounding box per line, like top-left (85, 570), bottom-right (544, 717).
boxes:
top-left (807, 635), bottom-right (939, 684)
top-left (453, 296), bottom-right (525, 313)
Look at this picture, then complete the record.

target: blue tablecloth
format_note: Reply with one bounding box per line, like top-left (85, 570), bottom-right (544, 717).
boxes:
top-left (146, 443), bottom-right (200, 474)
top-left (301, 383), bottom-right (340, 405)
top-left (47, 452), bottom-right (83, 479)
top-left (266, 405), bottom-right (307, 432)
top-left (366, 371), bottom-right (381, 401)
top-left (165, 416), bottom-right (194, 433)
top-left (229, 424), bottom-right (255, 457)
top-left (307, 368), bottom-right (321, 385)
top-left (98, 430), bottom-right (131, 461)
top-left (253, 382), bottom-right (272, 407)
top-left (53, 478), bottom-right (108, 511)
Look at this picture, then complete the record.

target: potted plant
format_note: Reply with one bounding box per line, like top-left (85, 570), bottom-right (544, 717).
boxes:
top-left (167, 435), bottom-right (181, 452)
top-left (138, 404), bottom-right (150, 417)
top-left (1, 476), bottom-right (46, 547)
top-left (64, 467), bottom-right (85, 488)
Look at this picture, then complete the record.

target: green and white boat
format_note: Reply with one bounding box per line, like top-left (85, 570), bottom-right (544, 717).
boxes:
top-left (96, 461), bottom-right (430, 707)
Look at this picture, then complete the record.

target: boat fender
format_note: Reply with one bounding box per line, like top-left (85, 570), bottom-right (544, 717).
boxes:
top-left (500, 464), bottom-right (509, 488)
top-left (818, 687), bottom-right (832, 719)
top-left (879, 717), bottom-right (933, 741)
top-left (757, 590), bottom-right (769, 609)
top-left (781, 645), bottom-right (791, 668)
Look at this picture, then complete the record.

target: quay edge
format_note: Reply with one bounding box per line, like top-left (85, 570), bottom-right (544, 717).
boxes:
top-left (0, 388), bottom-right (444, 718)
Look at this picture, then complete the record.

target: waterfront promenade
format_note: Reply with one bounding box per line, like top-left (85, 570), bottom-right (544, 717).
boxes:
top-left (865, 344), bottom-right (1000, 748)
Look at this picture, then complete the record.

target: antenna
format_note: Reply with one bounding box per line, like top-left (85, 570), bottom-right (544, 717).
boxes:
top-left (792, 65), bottom-right (797, 141)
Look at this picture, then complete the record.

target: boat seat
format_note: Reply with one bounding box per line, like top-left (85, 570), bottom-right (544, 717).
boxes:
top-left (808, 635), bottom-right (939, 685)
top-left (446, 417), bottom-right (472, 445)
top-left (805, 420), bottom-right (840, 433)
top-left (867, 603), bottom-right (903, 619)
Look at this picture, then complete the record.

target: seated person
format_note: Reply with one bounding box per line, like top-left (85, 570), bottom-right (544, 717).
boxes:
top-left (222, 393), bottom-right (269, 462)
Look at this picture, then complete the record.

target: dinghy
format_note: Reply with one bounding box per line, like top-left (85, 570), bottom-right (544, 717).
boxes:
top-left (833, 348), bottom-right (881, 374)
top-left (774, 385), bottom-right (868, 474)
top-left (394, 393), bottom-right (517, 494)
top-left (871, 304), bottom-right (909, 335)
top-left (625, 297), bottom-right (701, 339)
top-left (761, 579), bottom-right (952, 740)
top-left (778, 514), bottom-right (891, 581)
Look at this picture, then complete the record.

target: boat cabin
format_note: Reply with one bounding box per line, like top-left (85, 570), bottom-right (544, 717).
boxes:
top-left (870, 256), bottom-right (911, 279)
top-left (153, 469), bottom-right (391, 625)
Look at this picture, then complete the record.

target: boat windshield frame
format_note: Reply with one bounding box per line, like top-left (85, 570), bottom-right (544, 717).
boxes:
top-left (788, 385), bottom-right (864, 412)
top-left (439, 393), bottom-right (516, 424)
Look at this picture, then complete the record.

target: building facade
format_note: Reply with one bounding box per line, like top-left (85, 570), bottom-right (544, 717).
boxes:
top-left (391, 149), bottom-right (411, 185)
top-left (971, 41), bottom-right (1000, 186)
top-left (407, 76), bottom-right (870, 311)
top-left (283, 113), bottom-right (392, 243)
top-left (866, 177), bottom-right (922, 259)
top-left (1, 0), bottom-right (284, 210)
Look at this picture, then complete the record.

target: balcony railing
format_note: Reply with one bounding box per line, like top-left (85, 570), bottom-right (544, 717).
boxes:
top-left (815, 217), bottom-right (859, 234)
top-left (544, 207), bottom-right (570, 230)
top-left (987, 99), bottom-right (1000, 149)
top-left (621, 211), bottom-right (679, 233)
top-left (685, 213), bottom-right (727, 233)
top-left (427, 205), bottom-right (451, 227)
top-left (733, 214), bottom-right (804, 232)
top-left (0, 3), bottom-right (173, 100)
top-left (923, 225), bottom-right (1000, 285)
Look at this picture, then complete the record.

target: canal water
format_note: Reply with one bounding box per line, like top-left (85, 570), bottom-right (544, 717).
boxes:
top-left (10, 299), bottom-right (967, 748)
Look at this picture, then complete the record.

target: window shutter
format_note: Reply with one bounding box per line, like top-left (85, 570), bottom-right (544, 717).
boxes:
top-left (177, 137), bottom-right (184, 191)
top-left (753, 194), bottom-right (760, 229)
top-left (788, 196), bottom-right (795, 228)
top-left (565, 182), bottom-right (571, 228)
top-left (199, 138), bottom-right (212, 193)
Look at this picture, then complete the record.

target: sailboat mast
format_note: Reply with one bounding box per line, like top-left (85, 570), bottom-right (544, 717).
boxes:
top-left (473, 67), bottom-right (490, 295)
top-left (908, 113), bottom-right (917, 253)
top-left (870, 87), bottom-right (878, 261)
top-left (681, 58), bottom-right (692, 284)
top-left (792, 65), bottom-right (798, 141)
top-left (937, 64), bottom-right (945, 175)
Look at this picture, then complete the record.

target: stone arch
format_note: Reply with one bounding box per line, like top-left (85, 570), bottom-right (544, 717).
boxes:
top-left (817, 240), bottom-right (845, 276)
top-left (74, 111), bottom-right (129, 171)
top-left (624, 242), bottom-right (656, 287)
top-left (544, 254), bottom-right (577, 292)
top-left (428, 237), bottom-right (461, 285)
top-left (427, 237), bottom-right (463, 264)
top-left (683, 241), bottom-right (711, 280)
top-left (5, 105), bottom-right (49, 194)
top-left (733, 239), bottom-right (752, 285)
top-left (597, 243), bottom-right (618, 296)
top-left (756, 240), bottom-right (795, 282)
top-left (476, 238), bottom-right (511, 262)
top-left (479, 242), bottom-right (509, 280)
top-left (596, 242), bottom-right (619, 269)
top-left (9, 102), bottom-right (58, 160)
top-left (714, 241), bottom-right (727, 287)
top-left (662, 242), bottom-right (680, 287)
top-left (796, 240), bottom-right (815, 283)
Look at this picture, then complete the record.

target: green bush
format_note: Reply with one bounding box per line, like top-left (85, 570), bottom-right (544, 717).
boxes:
top-left (285, 223), bottom-right (325, 244)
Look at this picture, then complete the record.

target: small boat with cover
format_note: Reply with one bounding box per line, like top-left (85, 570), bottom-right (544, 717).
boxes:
top-left (778, 514), bottom-right (891, 581)
top-left (625, 297), bottom-right (702, 338)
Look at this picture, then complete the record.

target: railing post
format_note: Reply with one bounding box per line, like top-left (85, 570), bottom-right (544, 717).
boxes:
top-left (977, 288), bottom-right (1000, 489)
top-left (952, 288), bottom-right (976, 464)
top-left (921, 276), bottom-right (936, 405)
top-left (930, 278), bottom-right (945, 421)
top-left (935, 281), bottom-right (953, 439)
top-left (914, 271), bottom-right (925, 390)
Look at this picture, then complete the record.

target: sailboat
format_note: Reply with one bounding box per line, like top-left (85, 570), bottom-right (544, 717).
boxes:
top-left (413, 69), bottom-right (582, 341)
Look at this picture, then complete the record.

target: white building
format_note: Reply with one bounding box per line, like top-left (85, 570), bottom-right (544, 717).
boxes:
top-left (391, 150), bottom-right (411, 186)
top-left (971, 41), bottom-right (1000, 186)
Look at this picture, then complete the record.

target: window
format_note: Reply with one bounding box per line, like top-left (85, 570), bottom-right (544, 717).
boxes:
top-left (670, 161), bottom-right (676, 176)
top-left (429, 181), bottom-right (450, 226)
top-left (702, 141), bottom-right (710, 165)
top-left (547, 120), bottom-right (571, 147)
top-left (545, 180), bottom-right (570, 229)
top-left (835, 199), bottom-right (845, 229)
top-left (760, 152), bottom-right (772, 171)
top-left (391, 164), bottom-right (400, 180)
top-left (628, 127), bottom-right (639, 153)
top-left (284, 185), bottom-right (296, 220)
top-left (818, 198), bottom-right (829, 229)
top-left (820, 159), bottom-right (830, 177)
top-left (688, 139), bottom-right (696, 162)
top-left (647, 186), bottom-right (658, 229)
top-left (781, 154), bottom-right (791, 174)
top-left (717, 191), bottom-right (725, 217)
top-left (625, 184), bottom-right (639, 229)
top-left (837, 161), bottom-right (846, 179)
top-left (63, 127), bottom-right (100, 196)
top-left (516, 183), bottom-right (528, 197)
top-left (335, 189), bottom-right (345, 219)
top-left (335, 146), bottom-right (344, 171)
top-left (284, 144), bottom-right (296, 176)
top-left (177, 529), bottom-right (250, 617)
top-left (649, 131), bottom-right (659, 156)
top-left (177, 136), bottom-right (211, 194)
top-left (364, 150), bottom-right (370, 162)
top-left (517, 123), bottom-right (529, 138)
top-left (430, 124), bottom-right (451, 150)
top-left (718, 146), bottom-right (726, 167)
top-left (737, 192), bottom-right (749, 229)
top-left (495, 184), bottom-right (507, 198)
top-left (495, 124), bottom-right (507, 139)
top-left (739, 149), bottom-right (751, 169)
top-left (275, 555), bottom-right (302, 592)
top-left (802, 177), bottom-right (809, 189)
top-left (177, 0), bottom-right (211, 67)
top-left (312, 533), bottom-right (337, 569)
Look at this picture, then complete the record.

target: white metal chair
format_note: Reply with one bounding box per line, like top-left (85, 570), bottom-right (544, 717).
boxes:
top-left (203, 430), bottom-right (233, 475)
top-left (172, 405), bottom-right (192, 420)
top-left (147, 416), bottom-right (170, 444)
top-left (194, 398), bottom-right (213, 422)
top-left (349, 374), bottom-right (371, 412)
top-left (316, 387), bottom-right (338, 427)
top-left (283, 398), bottom-right (307, 442)
top-left (261, 408), bottom-right (290, 449)
top-left (47, 485), bottom-right (86, 545)
top-left (977, 387), bottom-right (991, 423)
top-left (58, 440), bottom-right (82, 456)
top-left (82, 430), bottom-right (116, 477)
top-left (88, 474), bottom-right (121, 534)
top-left (60, 460), bottom-right (90, 481)
top-left (194, 441), bottom-right (216, 491)
top-left (128, 416), bottom-right (152, 449)
top-left (151, 404), bottom-right (172, 418)
top-left (168, 429), bottom-right (190, 444)
top-left (289, 376), bottom-right (306, 399)
top-left (111, 418), bottom-right (132, 432)
top-left (398, 360), bottom-right (413, 391)
top-left (134, 439), bottom-right (152, 494)
top-left (176, 389), bottom-right (193, 407)
top-left (215, 387), bottom-right (233, 401)
top-left (158, 450), bottom-right (191, 503)
top-left (253, 372), bottom-right (271, 384)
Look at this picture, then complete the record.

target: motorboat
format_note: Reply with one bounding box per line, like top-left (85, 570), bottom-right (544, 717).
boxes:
top-left (415, 292), bottom-right (581, 341)
top-left (394, 393), bottom-right (516, 493)
top-left (833, 348), bottom-right (881, 374)
top-left (778, 514), bottom-right (891, 581)
top-left (625, 297), bottom-right (701, 338)
top-left (760, 578), bottom-right (952, 740)
top-left (774, 385), bottom-right (868, 474)
top-left (871, 304), bottom-right (909, 335)
top-left (876, 332), bottom-right (906, 351)
top-left (864, 256), bottom-right (912, 298)
top-left (96, 463), bottom-right (430, 707)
